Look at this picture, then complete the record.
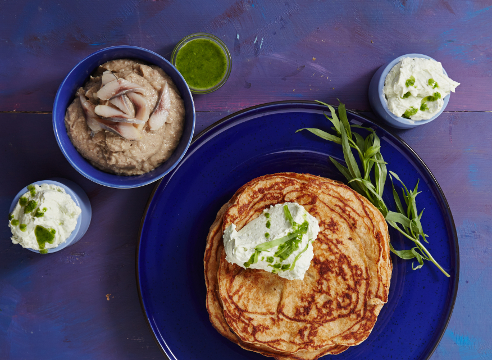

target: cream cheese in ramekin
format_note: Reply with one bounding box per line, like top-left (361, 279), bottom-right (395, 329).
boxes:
top-left (9, 183), bottom-right (81, 253)
top-left (384, 57), bottom-right (459, 121)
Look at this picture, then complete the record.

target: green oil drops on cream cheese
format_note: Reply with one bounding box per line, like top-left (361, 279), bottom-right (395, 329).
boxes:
top-left (265, 213), bottom-right (270, 218)
top-left (244, 249), bottom-right (261, 268)
top-left (424, 92), bottom-right (442, 102)
top-left (19, 224), bottom-right (27, 232)
top-left (19, 197), bottom-right (28, 206)
top-left (401, 91), bottom-right (411, 99)
top-left (34, 225), bottom-right (56, 253)
top-left (9, 213), bottom-right (14, 220)
top-left (428, 78), bottom-right (439, 88)
top-left (24, 200), bottom-right (38, 214)
top-left (266, 220), bottom-right (271, 229)
top-left (403, 107), bottom-right (419, 119)
top-left (419, 92), bottom-right (442, 112)
top-left (405, 75), bottom-right (415, 87)
top-left (34, 207), bottom-right (47, 218)
top-left (265, 232), bottom-right (270, 238)
top-left (11, 219), bottom-right (19, 226)
top-left (27, 185), bottom-right (36, 197)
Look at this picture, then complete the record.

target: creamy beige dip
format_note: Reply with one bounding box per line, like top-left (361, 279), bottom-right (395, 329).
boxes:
top-left (65, 59), bottom-right (185, 175)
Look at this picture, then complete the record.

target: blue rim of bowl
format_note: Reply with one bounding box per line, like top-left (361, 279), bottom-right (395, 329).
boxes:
top-left (9, 180), bottom-right (83, 254)
top-left (378, 53), bottom-right (451, 127)
top-left (53, 45), bottom-right (195, 189)
top-left (135, 100), bottom-right (459, 360)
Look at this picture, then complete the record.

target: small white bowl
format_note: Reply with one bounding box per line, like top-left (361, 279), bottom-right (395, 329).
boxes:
top-left (368, 53), bottom-right (451, 129)
top-left (8, 178), bottom-right (91, 254)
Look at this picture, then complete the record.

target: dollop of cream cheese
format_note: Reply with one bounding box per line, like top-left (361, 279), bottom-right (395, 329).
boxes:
top-left (223, 202), bottom-right (319, 280)
top-left (383, 57), bottom-right (460, 121)
top-left (8, 184), bottom-right (81, 251)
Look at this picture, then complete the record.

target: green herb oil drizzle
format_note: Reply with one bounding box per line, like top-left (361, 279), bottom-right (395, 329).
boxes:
top-left (34, 225), bottom-right (56, 254)
top-left (428, 78), bottom-right (439, 88)
top-left (27, 185), bottom-right (36, 197)
top-left (24, 200), bottom-right (38, 214)
top-left (405, 75), bottom-right (415, 87)
top-left (402, 107), bottom-right (418, 119)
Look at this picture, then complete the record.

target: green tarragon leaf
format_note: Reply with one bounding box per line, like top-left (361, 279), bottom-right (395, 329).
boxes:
top-left (340, 122), bottom-right (361, 179)
top-left (290, 240), bottom-right (311, 271)
top-left (337, 101), bottom-right (352, 140)
top-left (385, 211), bottom-right (411, 228)
top-left (315, 100), bottom-right (341, 132)
top-left (296, 128), bottom-right (341, 145)
top-left (275, 237), bottom-right (302, 260)
top-left (283, 205), bottom-right (295, 227)
top-left (244, 249), bottom-right (260, 268)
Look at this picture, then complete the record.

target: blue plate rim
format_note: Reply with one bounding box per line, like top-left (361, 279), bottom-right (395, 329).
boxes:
top-left (135, 100), bottom-right (460, 360)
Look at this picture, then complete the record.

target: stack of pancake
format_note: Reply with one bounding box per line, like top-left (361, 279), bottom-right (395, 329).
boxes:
top-left (204, 173), bottom-right (392, 359)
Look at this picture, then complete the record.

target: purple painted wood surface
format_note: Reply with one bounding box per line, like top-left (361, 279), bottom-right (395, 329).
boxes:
top-left (1, 0), bottom-right (491, 359)
top-left (1, 0), bottom-right (491, 112)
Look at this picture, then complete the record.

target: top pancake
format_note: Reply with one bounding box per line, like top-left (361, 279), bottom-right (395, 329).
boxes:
top-left (204, 173), bottom-right (392, 359)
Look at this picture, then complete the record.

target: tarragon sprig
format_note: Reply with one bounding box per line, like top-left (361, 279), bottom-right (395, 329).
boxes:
top-left (296, 100), bottom-right (450, 277)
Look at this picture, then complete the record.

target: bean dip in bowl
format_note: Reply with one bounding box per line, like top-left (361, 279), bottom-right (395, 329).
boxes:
top-left (53, 46), bottom-right (195, 189)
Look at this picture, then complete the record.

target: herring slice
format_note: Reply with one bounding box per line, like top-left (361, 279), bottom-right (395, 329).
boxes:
top-left (105, 117), bottom-right (144, 125)
top-left (95, 104), bottom-right (132, 118)
top-left (94, 105), bottom-right (144, 124)
top-left (97, 78), bottom-right (144, 100)
top-left (148, 82), bottom-right (171, 131)
top-left (98, 121), bottom-right (143, 141)
top-left (127, 92), bottom-right (150, 130)
top-left (109, 95), bottom-right (135, 117)
top-left (78, 90), bottom-right (103, 133)
top-left (101, 71), bottom-right (118, 86)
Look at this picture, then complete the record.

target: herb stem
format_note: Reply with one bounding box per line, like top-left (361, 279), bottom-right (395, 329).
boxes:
top-left (389, 222), bottom-right (449, 277)
top-left (413, 238), bottom-right (450, 277)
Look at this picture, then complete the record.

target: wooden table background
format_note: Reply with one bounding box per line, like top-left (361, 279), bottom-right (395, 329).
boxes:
top-left (1, 1), bottom-right (491, 359)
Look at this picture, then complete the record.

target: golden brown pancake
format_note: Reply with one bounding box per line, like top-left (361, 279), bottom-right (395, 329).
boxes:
top-left (204, 173), bottom-right (391, 359)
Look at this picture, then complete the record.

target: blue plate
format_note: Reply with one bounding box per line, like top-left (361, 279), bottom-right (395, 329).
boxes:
top-left (137, 101), bottom-right (459, 360)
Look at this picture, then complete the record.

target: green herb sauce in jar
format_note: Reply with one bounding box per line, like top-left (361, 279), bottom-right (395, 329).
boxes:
top-left (175, 38), bottom-right (228, 91)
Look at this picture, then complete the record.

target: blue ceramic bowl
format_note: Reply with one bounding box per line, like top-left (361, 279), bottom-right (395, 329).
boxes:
top-left (53, 45), bottom-right (195, 188)
top-left (368, 53), bottom-right (450, 129)
top-left (9, 179), bottom-right (92, 254)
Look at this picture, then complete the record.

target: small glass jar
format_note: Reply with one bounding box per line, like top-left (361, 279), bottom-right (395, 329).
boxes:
top-left (171, 33), bottom-right (232, 94)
